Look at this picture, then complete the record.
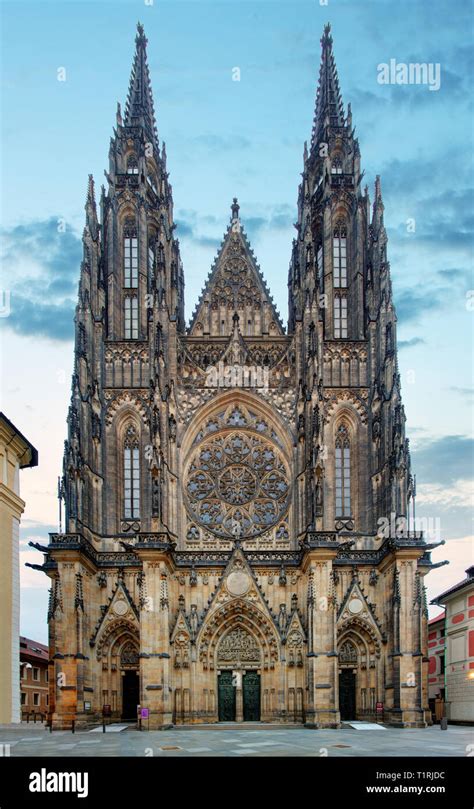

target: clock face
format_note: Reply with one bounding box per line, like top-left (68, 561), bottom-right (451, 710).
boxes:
top-left (348, 597), bottom-right (363, 615)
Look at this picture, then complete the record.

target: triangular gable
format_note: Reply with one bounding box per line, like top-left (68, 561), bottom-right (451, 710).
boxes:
top-left (195, 546), bottom-right (280, 637)
top-left (188, 202), bottom-right (284, 336)
top-left (337, 574), bottom-right (385, 641)
top-left (90, 575), bottom-right (139, 647)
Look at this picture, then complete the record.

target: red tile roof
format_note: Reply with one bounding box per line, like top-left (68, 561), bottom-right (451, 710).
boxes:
top-left (19, 636), bottom-right (48, 662)
top-left (429, 612), bottom-right (445, 625)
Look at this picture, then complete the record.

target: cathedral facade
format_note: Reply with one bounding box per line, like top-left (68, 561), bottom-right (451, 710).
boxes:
top-left (42, 23), bottom-right (440, 729)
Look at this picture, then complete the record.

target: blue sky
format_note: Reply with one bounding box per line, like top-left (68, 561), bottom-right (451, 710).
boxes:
top-left (0, 0), bottom-right (473, 641)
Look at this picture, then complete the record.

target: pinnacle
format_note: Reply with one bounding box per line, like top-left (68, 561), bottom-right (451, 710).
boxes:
top-left (311, 23), bottom-right (345, 148)
top-left (124, 22), bottom-right (159, 148)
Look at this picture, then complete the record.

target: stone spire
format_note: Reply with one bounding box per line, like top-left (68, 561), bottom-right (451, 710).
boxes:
top-left (310, 23), bottom-right (345, 149)
top-left (84, 174), bottom-right (98, 240)
top-left (124, 22), bottom-right (159, 150)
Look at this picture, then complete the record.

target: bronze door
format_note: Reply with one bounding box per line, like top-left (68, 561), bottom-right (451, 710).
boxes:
top-left (121, 671), bottom-right (139, 720)
top-left (218, 671), bottom-right (236, 721)
top-left (339, 670), bottom-right (356, 720)
top-left (243, 671), bottom-right (261, 721)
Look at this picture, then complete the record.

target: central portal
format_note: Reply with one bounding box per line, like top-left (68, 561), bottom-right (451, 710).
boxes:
top-left (242, 671), bottom-right (260, 721)
top-left (218, 671), bottom-right (261, 721)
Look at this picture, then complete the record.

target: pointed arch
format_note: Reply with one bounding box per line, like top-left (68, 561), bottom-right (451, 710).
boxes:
top-left (197, 599), bottom-right (280, 671)
top-left (335, 421), bottom-right (351, 517)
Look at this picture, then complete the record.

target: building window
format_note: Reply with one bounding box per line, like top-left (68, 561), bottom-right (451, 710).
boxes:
top-left (33, 667), bottom-right (39, 681)
top-left (45, 670), bottom-right (48, 683)
top-left (124, 296), bottom-right (138, 339)
top-left (126, 155), bottom-right (139, 174)
top-left (333, 225), bottom-right (347, 287)
top-left (147, 173), bottom-right (158, 195)
top-left (124, 227), bottom-right (138, 287)
top-left (33, 693), bottom-right (40, 707)
top-left (331, 159), bottom-right (343, 174)
top-left (46, 694), bottom-right (49, 705)
top-left (335, 424), bottom-right (351, 517)
top-left (157, 242), bottom-right (165, 271)
top-left (21, 692), bottom-right (26, 706)
top-left (439, 654), bottom-right (445, 675)
top-left (334, 294), bottom-right (347, 338)
top-left (386, 322), bottom-right (393, 355)
top-left (148, 241), bottom-right (155, 275)
top-left (124, 425), bottom-right (140, 519)
top-left (316, 243), bottom-right (323, 281)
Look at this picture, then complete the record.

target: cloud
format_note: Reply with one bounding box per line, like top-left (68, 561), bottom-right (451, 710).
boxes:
top-left (426, 536), bottom-right (474, 616)
top-left (1, 218), bottom-right (81, 341)
top-left (176, 204), bottom-right (294, 248)
top-left (449, 386), bottom-right (474, 399)
top-left (395, 287), bottom-right (444, 324)
top-left (416, 479), bottom-right (474, 509)
top-left (412, 435), bottom-right (474, 485)
top-left (393, 267), bottom-right (471, 324)
top-left (398, 337), bottom-right (425, 350)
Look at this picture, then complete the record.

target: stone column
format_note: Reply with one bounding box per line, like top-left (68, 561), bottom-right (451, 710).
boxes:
top-left (137, 550), bottom-right (174, 729)
top-left (302, 546), bottom-right (339, 728)
top-left (235, 671), bottom-right (243, 722)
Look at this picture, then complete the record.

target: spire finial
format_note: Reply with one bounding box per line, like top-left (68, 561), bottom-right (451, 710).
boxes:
top-left (136, 21), bottom-right (147, 44)
top-left (322, 22), bottom-right (332, 43)
top-left (231, 197), bottom-right (240, 221)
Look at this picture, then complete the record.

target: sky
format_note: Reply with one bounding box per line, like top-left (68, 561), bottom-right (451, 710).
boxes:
top-left (0, 0), bottom-right (473, 642)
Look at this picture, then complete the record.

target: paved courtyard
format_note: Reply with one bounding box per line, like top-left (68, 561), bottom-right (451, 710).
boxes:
top-left (0, 722), bottom-right (472, 757)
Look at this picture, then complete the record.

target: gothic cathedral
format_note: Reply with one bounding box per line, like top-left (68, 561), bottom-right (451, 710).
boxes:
top-left (44, 23), bottom-right (439, 729)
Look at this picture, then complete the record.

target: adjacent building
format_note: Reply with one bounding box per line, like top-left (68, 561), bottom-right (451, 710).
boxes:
top-left (433, 567), bottom-right (474, 724)
top-left (427, 612), bottom-right (445, 720)
top-left (20, 637), bottom-right (49, 718)
top-left (41, 23), bottom-right (443, 730)
top-left (0, 413), bottom-right (38, 723)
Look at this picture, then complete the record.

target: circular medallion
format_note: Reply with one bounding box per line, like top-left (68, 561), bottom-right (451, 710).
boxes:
top-left (348, 597), bottom-right (363, 615)
top-left (217, 465), bottom-right (257, 504)
top-left (227, 570), bottom-right (251, 596)
top-left (113, 599), bottom-right (128, 616)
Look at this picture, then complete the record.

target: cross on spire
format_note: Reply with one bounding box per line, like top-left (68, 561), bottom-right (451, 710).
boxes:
top-left (124, 22), bottom-right (159, 149)
top-left (311, 23), bottom-right (345, 149)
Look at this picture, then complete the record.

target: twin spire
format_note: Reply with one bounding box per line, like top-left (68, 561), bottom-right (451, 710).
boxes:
top-left (124, 21), bottom-right (159, 150)
top-left (311, 22), bottom-right (345, 148)
top-left (120, 20), bottom-right (345, 158)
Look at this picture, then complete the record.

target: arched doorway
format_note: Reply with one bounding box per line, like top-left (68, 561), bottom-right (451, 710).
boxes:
top-left (120, 642), bottom-right (140, 720)
top-left (216, 627), bottom-right (262, 722)
top-left (96, 620), bottom-right (140, 721)
top-left (337, 622), bottom-right (382, 722)
top-left (338, 641), bottom-right (357, 720)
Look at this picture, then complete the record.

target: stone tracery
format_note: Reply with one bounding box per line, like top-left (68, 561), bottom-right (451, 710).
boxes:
top-left (185, 429), bottom-right (290, 538)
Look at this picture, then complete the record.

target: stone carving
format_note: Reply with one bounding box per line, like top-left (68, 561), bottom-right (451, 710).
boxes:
top-left (120, 643), bottom-right (139, 667)
top-left (217, 628), bottom-right (261, 665)
top-left (339, 640), bottom-right (357, 664)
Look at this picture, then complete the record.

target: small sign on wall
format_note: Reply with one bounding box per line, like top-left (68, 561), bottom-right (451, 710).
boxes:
top-left (140, 707), bottom-right (149, 719)
top-left (84, 701), bottom-right (91, 712)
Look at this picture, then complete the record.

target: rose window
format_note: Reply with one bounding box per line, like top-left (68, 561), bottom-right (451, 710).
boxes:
top-left (185, 429), bottom-right (290, 538)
